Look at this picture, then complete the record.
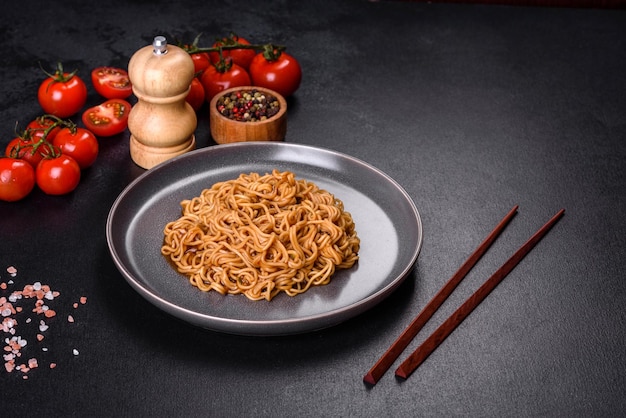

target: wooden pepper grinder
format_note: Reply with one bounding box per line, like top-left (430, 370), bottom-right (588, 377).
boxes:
top-left (127, 36), bottom-right (197, 169)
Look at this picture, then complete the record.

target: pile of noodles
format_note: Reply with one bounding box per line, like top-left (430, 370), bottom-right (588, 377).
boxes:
top-left (161, 170), bottom-right (360, 301)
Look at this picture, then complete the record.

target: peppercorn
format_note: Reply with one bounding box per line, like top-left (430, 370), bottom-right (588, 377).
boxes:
top-left (216, 89), bottom-right (281, 122)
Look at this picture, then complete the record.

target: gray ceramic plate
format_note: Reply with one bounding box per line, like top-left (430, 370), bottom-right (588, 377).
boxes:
top-left (106, 142), bottom-right (423, 336)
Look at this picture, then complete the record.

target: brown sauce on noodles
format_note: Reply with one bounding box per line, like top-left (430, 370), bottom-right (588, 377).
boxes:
top-left (161, 170), bottom-right (360, 301)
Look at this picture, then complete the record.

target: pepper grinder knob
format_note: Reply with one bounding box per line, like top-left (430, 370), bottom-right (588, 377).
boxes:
top-left (127, 36), bottom-right (197, 169)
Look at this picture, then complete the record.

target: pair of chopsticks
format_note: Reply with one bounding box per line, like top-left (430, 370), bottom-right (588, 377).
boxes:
top-left (363, 205), bottom-right (565, 385)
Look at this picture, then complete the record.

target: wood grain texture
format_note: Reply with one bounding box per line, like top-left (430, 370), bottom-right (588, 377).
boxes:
top-left (209, 86), bottom-right (287, 144)
top-left (363, 206), bottom-right (519, 385)
top-left (127, 39), bottom-right (197, 169)
top-left (395, 209), bottom-right (565, 380)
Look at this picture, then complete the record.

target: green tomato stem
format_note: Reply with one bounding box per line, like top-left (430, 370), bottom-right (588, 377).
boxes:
top-left (39, 62), bottom-right (78, 83)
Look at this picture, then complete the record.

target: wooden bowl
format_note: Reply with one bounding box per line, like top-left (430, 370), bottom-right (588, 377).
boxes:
top-left (209, 86), bottom-right (287, 144)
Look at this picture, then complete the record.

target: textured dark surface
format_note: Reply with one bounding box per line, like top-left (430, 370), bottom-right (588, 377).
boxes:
top-left (1, 0), bottom-right (625, 416)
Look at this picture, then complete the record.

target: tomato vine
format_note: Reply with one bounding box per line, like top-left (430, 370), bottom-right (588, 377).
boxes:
top-left (180, 33), bottom-right (288, 63)
top-left (8, 115), bottom-right (77, 160)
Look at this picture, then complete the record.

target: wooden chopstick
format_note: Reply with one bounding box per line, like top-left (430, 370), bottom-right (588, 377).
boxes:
top-left (363, 205), bottom-right (520, 386)
top-left (395, 208), bottom-right (565, 380)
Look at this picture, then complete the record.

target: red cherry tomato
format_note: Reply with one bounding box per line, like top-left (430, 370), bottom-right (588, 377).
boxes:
top-left (200, 63), bottom-right (251, 103)
top-left (0, 158), bottom-right (36, 202)
top-left (52, 127), bottom-right (99, 169)
top-left (91, 66), bottom-right (132, 99)
top-left (182, 34), bottom-right (211, 75)
top-left (81, 99), bottom-right (131, 137)
top-left (249, 51), bottom-right (302, 97)
top-left (36, 154), bottom-right (81, 195)
top-left (37, 63), bottom-right (88, 118)
top-left (190, 52), bottom-right (211, 74)
top-left (26, 116), bottom-right (62, 142)
top-left (5, 137), bottom-right (53, 169)
top-left (186, 77), bottom-right (205, 112)
top-left (209, 36), bottom-right (256, 70)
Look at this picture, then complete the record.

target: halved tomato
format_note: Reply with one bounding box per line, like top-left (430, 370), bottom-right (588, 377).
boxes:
top-left (81, 99), bottom-right (131, 137)
top-left (91, 67), bottom-right (132, 99)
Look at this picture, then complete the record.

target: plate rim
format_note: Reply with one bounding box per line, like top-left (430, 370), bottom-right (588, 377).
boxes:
top-left (106, 142), bottom-right (423, 335)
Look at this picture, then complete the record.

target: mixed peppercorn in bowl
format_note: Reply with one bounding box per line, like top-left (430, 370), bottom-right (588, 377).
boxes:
top-left (209, 86), bottom-right (287, 144)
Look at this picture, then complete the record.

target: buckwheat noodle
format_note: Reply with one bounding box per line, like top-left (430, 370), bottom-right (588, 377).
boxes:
top-left (161, 170), bottom-right (360, 301)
